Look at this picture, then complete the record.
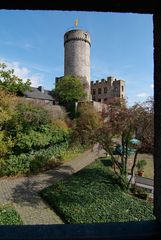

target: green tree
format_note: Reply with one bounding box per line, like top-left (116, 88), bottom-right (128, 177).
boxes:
top-left (0, 63), bottom-right (31, 94)
top-left (54, 76), bottom-right (86, 119)
top-left (0, 89), bottom-right (17, 160)
top-left (72, 102), bottom-right (102, 145)
top-left (0, 90), bottom-right (71, 175)
top-left (96, 97), bottom-right (154, 189)
top-left (55, 76), bottom-right (86, 103)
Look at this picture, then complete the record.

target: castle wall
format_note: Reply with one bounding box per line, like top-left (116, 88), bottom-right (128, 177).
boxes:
top-left (24, 98), bottom-right (54, 105)
top-left (91, 76), bottom-right (125, 103)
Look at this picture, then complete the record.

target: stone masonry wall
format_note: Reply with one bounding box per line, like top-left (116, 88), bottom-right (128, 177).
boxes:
top-left (91, 76), bottom-right (125, 103)
top-left (64, 29), bottom-right (91, 100)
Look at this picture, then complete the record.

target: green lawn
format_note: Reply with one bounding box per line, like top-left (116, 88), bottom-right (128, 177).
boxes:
top-left (40, 158), bottom-right (155, 224)
top-left (0, 205), bottom-right (23, 225)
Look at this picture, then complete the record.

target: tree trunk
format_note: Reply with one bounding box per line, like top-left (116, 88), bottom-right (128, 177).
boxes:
top-left (127, 149), bottom-right (139, 188)
top-left (108, 147), bottom-right (122, 174)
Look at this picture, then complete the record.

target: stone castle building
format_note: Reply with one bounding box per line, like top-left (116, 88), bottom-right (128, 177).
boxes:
top-left (56, 27), bottom-right (125, 104)
top-left (24, 26), bottom-right (125, 106)
top-left (91, 76), bottom-right (125, 103)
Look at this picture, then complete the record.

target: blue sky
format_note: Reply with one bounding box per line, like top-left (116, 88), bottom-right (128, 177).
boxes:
top-left (0, 10), bottom-right (153, 106)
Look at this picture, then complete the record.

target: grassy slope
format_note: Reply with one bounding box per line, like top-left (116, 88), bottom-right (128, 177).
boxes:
top-left (40, 158), bottom-right (155, 224)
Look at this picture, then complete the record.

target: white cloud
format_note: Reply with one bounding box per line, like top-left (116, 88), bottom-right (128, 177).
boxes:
top-left (29, 75), bottom-right (43, 87)
top-left (136, 92), bottom-right (148, 98)
top-left (8, 61), bottom-right (30, 79)
top-left (150, 83), bottom-right (154, 89)
top-left (0, 59), bottom-right (42, 87)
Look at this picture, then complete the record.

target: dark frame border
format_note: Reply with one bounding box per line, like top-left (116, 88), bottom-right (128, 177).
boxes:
top-left (0, 1), bottom-right (161, 239)
top-left (0, 0), bottom-right (159, 13)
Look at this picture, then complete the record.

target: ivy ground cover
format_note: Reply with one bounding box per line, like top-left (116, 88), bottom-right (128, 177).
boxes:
top-left (40, 158), bottom-right (155, 224)
top-left (0, 205), bottom-right (23, 225)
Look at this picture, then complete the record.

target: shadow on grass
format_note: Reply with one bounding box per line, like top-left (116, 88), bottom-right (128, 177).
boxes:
top-left (99, 158), bottom-right (113, 167)
top-left (40, 162), bottom-right (155, 224)
top-left (10, 158), bottom-right (117, 215)
top-left (40, 164), bottom-right (120, 208)
top-left (11, 165), bottom-right (75, 207)
top-left (40, 164), bottom-right (128, 224)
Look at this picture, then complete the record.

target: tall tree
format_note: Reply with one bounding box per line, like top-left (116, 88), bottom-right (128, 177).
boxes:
top-left (96, 97), bottom-right (154, 189)
top-left (55, 76), bottom-right (86, 103)
top-left (0, 89), bottom-right (17, 159)
top-left (0, 63), bottom-right (31, 94)
top-left (54, 76), bottom-right (86, 118)
top-left (72, 102), bottom-right (102, 145)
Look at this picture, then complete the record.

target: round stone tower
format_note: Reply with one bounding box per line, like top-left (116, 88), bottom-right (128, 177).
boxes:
top-left (64, 29), bottom-right (91, 100)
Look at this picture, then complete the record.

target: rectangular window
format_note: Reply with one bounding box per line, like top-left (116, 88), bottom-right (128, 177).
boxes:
top-left (104, 87), bottom-right (107, 93)
top-left (93, 89), bottom-right (96, 95)
top-left (98, 88), bottom-right (101, 94)
top-left (122, 86), bottom-right (124, 92)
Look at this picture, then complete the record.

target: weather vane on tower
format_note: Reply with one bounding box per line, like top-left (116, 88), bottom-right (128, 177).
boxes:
top-left (74, 18), bottom-right (78, 28)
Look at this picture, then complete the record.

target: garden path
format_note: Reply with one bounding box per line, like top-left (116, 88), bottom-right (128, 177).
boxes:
top-left (0, 145), bottom-right (104, 224)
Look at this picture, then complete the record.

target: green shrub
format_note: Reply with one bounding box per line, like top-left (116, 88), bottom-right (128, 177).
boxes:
top-left (0, 130), bottom-right (14, 158)
top-left (114, 174), bottom-right (129, 190)
top-left (72, 103), bottom-right (102, 145)
top-left (15, 101), bottom-right (52, 131)
top-left (59, 144), bottom-right (87, 162)
top-left (130, 186), bottom-right (148, 200)
top-left (29, 142), bottom-right (69, 173)
top-left (0, 142), bottom-right (69, 176)
top-left (13, 124), bottom-right (70, 154)
top-left (0, 89), bottom-right (17, 159)
top-left (0, 204), bottom-right (23, 225)
top-left (15, 130), bottom-right (52, 153)
top-left (0, 154), bottom-right (31, 176)
top-left (0, 90), bottom-right (73, 176)
top-left (136, 160), bottom-right (147, 172)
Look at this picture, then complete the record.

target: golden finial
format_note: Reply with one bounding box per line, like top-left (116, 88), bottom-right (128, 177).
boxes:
top-left (74, 18), bottom-right (78, 28)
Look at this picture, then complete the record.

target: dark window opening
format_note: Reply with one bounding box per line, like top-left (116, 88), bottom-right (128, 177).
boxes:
top-left (104, 87), bottom-right (107, 93)
top-left (98, 88), bottom-right (101, 94)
